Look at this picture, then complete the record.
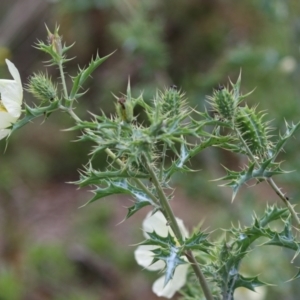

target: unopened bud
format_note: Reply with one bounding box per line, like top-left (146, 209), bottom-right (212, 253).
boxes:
top-left (116, 96), bottom-right (133, 123)
top-left (161, 85), bottom-right (181, 117)
top-left (207, 86), bottom-right (236, 121)
top-left (26, 73), bottom-right (57, 103)
top-left (46, 25), bottom-right (63, 56)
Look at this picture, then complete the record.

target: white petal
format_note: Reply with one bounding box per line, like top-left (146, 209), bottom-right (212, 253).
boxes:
top-left (5, 59), bottom-right (21, 85)
top-left (152, 264), bottom-right (189, 298)
top-left (0, 111), bottom-right (17, 131)
top-left (0, 129), bottom-right (11, 140)
top-left (176, 218), bottom-right (189, 239)
top-left (0, 60), bottom-right (23, 117)
top-left (143, 211), bottom-right (169, 238)
top-left (0, 81), bottom-right (22, 117)
top-left (134, 245), bottom-right (165, 271)
top-left (142, 211), bottom-right (189, 239)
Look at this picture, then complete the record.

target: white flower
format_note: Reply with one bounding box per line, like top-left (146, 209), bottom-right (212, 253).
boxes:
top-left (134, 211), bottom-right (189, 298)
top-left (0, 59), bottom-right (23, 140)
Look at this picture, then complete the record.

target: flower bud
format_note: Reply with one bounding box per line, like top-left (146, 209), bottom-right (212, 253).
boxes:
top-left (161, 85), bottom-right (182, 117)
top-left (26, 73), bottom-right (57, 103)
top-left (235, 106), bottom-right (271, 156)
top-left (46, 25), bottom-right (62, 56)
top-left (207, 86), bottom-right (236, 121)
top-left (116, 96), bottom-right (133, 123)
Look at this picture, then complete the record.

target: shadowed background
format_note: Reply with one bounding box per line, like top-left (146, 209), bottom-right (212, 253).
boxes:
top-left (0, 0), bottom-right (300, 299)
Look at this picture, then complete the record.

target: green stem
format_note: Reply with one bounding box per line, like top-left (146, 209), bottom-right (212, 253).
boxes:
top-left (267, 177), bottom-right (300, 225)
top-left (58, 61), bottom-right (69, 104)
top-left (185, 250), bottom-right (214, 300)
top-left (65, 108), bottom-right (81, 122)
top-left (58, 60), bottom-right (83, 123)
top-left (234, 127), bottom-right (300, 225)
top-left (144, 157), bottom-right (183, 241)
top-left (143, 157), bottom-right (214, 300)
top-left (159, 142), bottom-right (167, 181)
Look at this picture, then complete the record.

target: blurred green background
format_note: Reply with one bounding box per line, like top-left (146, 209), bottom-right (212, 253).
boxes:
top-left (1, 0), bottom-right (300, 299)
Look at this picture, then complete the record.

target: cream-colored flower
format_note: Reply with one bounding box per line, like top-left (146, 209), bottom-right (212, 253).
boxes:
top-left (0, 59), bottom-right (23, 139)
top-left (134, 211), bottom-right (189, 298)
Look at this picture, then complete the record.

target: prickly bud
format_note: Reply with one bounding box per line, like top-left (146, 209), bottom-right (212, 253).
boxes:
top-left (26, 73), bottom-right (57, 103)
top-left (116, 96), bottom-right (133, 123)
top-left (161, 85), bottom-right (184, 117)
top-left (235, 106), bottom-right (272, 156)
top-left (207, 86), bottom-right (237, 121)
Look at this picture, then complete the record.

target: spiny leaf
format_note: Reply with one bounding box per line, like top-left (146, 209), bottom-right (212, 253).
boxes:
top-left (259, 205), bottom-right (289, 227)
top-left (139, 230), bottom-right (188, 286)
top-left (219, 162), bottom-right (286, 201)
top-left (176, 142), bottom-right (190, 168)
top-left (77, 167), bottom-right (149, 186)
top-left (229, 70), bottom-right (254, 104)
top-left (184, 232), bottom-right (211, 252)
top-left (152, 246), bottom-right (187, 287)
top-left (272, 120), bottom-right (300, 161)
top-left (232, 274), bottom-right (267, 291)
top-left (10, 101), bottom-right (60, 133)
top-left (79, 179), bottom-right (156, 215)
top-left (165, 135), bottom-right (235, 180)
top-left (70, 51), bottom-right (115, 99)
top-left (139, 231), bottom-right (177, 248)
top-left (263, 219), bottom-right (300, 253)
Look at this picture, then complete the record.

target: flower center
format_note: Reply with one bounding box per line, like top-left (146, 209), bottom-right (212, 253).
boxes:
top-left (0, 95), bottom-right (7, 112)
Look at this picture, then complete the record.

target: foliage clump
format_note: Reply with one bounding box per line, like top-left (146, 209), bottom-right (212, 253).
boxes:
top-left (3, 25), bottom-right (300, 300)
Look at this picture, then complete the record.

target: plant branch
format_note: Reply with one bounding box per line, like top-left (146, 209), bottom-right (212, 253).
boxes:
top-left (159, 142), bottom-right (167, 181)
top-left (58, 61), bottom-right (68, 101)
top-left (185, 250), bottom-right (214, 300)
top-left (234, 127), bottom-right (300, 225)
top-left (143, 157), bottom-right (214, 300)
top-left (143, 157), bottom-right (183, 241)
top-left (267, 177), bottom-right (300, 225)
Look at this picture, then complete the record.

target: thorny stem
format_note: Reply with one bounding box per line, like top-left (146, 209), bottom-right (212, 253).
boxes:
top-left (58, 60), bottom-right (84, 122)
top-left (267, 177), bottom-right (300, 225)
top-left (234, 127), bottom-right (300, 225)
top-left (143, 157), bottom-right (214, 300)
top-left (159, 142), bottom-right (167, 181)
top-left (143, 157), bottom-right (183, 241)
top-left (67, 108), bottom-right (81, 122)
top-left (185, 250), bottom-right (214, 300)
top-left (58, 61), bottom-right (68, 101)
